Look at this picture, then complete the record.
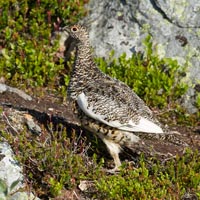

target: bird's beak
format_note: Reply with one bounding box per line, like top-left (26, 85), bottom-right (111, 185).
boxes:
top-left (60, 26), bottom-right (70, 33)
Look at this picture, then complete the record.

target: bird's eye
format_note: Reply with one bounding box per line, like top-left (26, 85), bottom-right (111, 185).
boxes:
top-left (71, 27), bottom-right (78, 32)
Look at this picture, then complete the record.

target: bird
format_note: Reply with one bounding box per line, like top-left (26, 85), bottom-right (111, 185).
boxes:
top-left (63, 24), bottom-right (164, 172)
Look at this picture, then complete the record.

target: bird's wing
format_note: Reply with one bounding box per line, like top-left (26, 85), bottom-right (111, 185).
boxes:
top-left (77, 92), bottom-right (163, 134)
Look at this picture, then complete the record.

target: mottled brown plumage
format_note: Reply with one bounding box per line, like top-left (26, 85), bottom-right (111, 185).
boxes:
top-left (64, 24), bottom-right (165, 171)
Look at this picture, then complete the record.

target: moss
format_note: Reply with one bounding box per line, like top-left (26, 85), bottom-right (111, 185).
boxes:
top-left (0, 0), bottom-right (87, 88)
top-left (95, 150), bottom-right (200, 200)
top-left (0, 123), bottom-right (104, 198)
top-left (0, 1), bottom-right (199, 199)
top-left (1, 122), bottom-right (199, 199)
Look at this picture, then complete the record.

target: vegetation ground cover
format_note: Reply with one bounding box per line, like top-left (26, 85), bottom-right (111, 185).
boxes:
top-left (0, 1), bottom-right (199, 199)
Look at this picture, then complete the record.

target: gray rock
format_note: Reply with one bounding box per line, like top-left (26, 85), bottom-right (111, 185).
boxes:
top-left (0, 142), bottom-right (23, 191)
top-left (0, 142), bottom-right (39, 200)
top-left (82, 0), bottom-right (200, 113)
top-left (9, 192), bottom-right (39, 200)
top-left (0, 84), bottom-right (32, 101)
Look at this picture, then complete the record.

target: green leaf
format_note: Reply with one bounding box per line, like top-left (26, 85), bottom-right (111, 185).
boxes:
top-left (0, 179), bottom-right (8, 196)
top-left (10, 179), bottom-right (21, 192)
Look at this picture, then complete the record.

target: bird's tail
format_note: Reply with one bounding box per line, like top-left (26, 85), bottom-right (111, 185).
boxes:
top-left (135, 131), bottom-right (189, 147)
top-left (124, 131), bottom-right (189, 160)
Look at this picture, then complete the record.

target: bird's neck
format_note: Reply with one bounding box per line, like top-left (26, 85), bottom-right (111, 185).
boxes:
top-left (72, 41), bottom-right (100, 78)
top-left (67, 41), bottom-right (101, 99)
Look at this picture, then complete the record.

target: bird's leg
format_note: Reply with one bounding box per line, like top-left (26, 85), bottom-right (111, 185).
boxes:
top-left (102, 139), bottom-right (122, 173)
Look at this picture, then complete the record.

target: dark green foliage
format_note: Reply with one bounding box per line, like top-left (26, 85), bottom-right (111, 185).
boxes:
top-left (95, 150), bottom-right (200, 200)
top-left (0, 1), bottom-right (199, 199)
top-left (97, 35), bottom-right (188, 109)
top-left (0, 125), bottom-right (102, 197)
top-left (0, 0), bottom-right (87, 87)
top-left (1, 124), bottom-right (199, 199)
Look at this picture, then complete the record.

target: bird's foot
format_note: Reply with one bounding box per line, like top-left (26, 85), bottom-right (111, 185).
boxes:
top-left (101, 165), bottom-right (121, 174)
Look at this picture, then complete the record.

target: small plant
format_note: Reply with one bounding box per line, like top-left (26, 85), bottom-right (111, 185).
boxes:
top-left (196, 92), bottom-right (200, 109)
top-left (0, 2), bottom-right (199, 199)
top-left (0, 122), bottom-right (103, 198)
top-left (94, 150), bottom-right (200, 200)
top-left (97, 36), bottom-right (188, 109)
top-left (0, 0), bottom-right (87, 87)
top-left (0, 178), bottom-right (21, 199)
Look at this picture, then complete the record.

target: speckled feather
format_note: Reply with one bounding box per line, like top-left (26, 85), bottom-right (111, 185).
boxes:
top-left (66, 25), bottom-right (161, 126)
top-left (64, 24), bottom-right (164, 171)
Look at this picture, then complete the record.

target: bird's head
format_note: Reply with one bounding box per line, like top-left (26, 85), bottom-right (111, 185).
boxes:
top-left (61, 24), bottom-right (89, 44)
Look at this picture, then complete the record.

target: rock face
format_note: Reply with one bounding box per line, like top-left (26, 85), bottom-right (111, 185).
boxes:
top-left (82, 0), bottom-right (200, 113)
top-left (0, 142), bottom-right (40, 200)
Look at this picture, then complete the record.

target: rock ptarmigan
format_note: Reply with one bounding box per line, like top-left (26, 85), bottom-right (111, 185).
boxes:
top-left (64, 24), bottom-right (164, 172)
